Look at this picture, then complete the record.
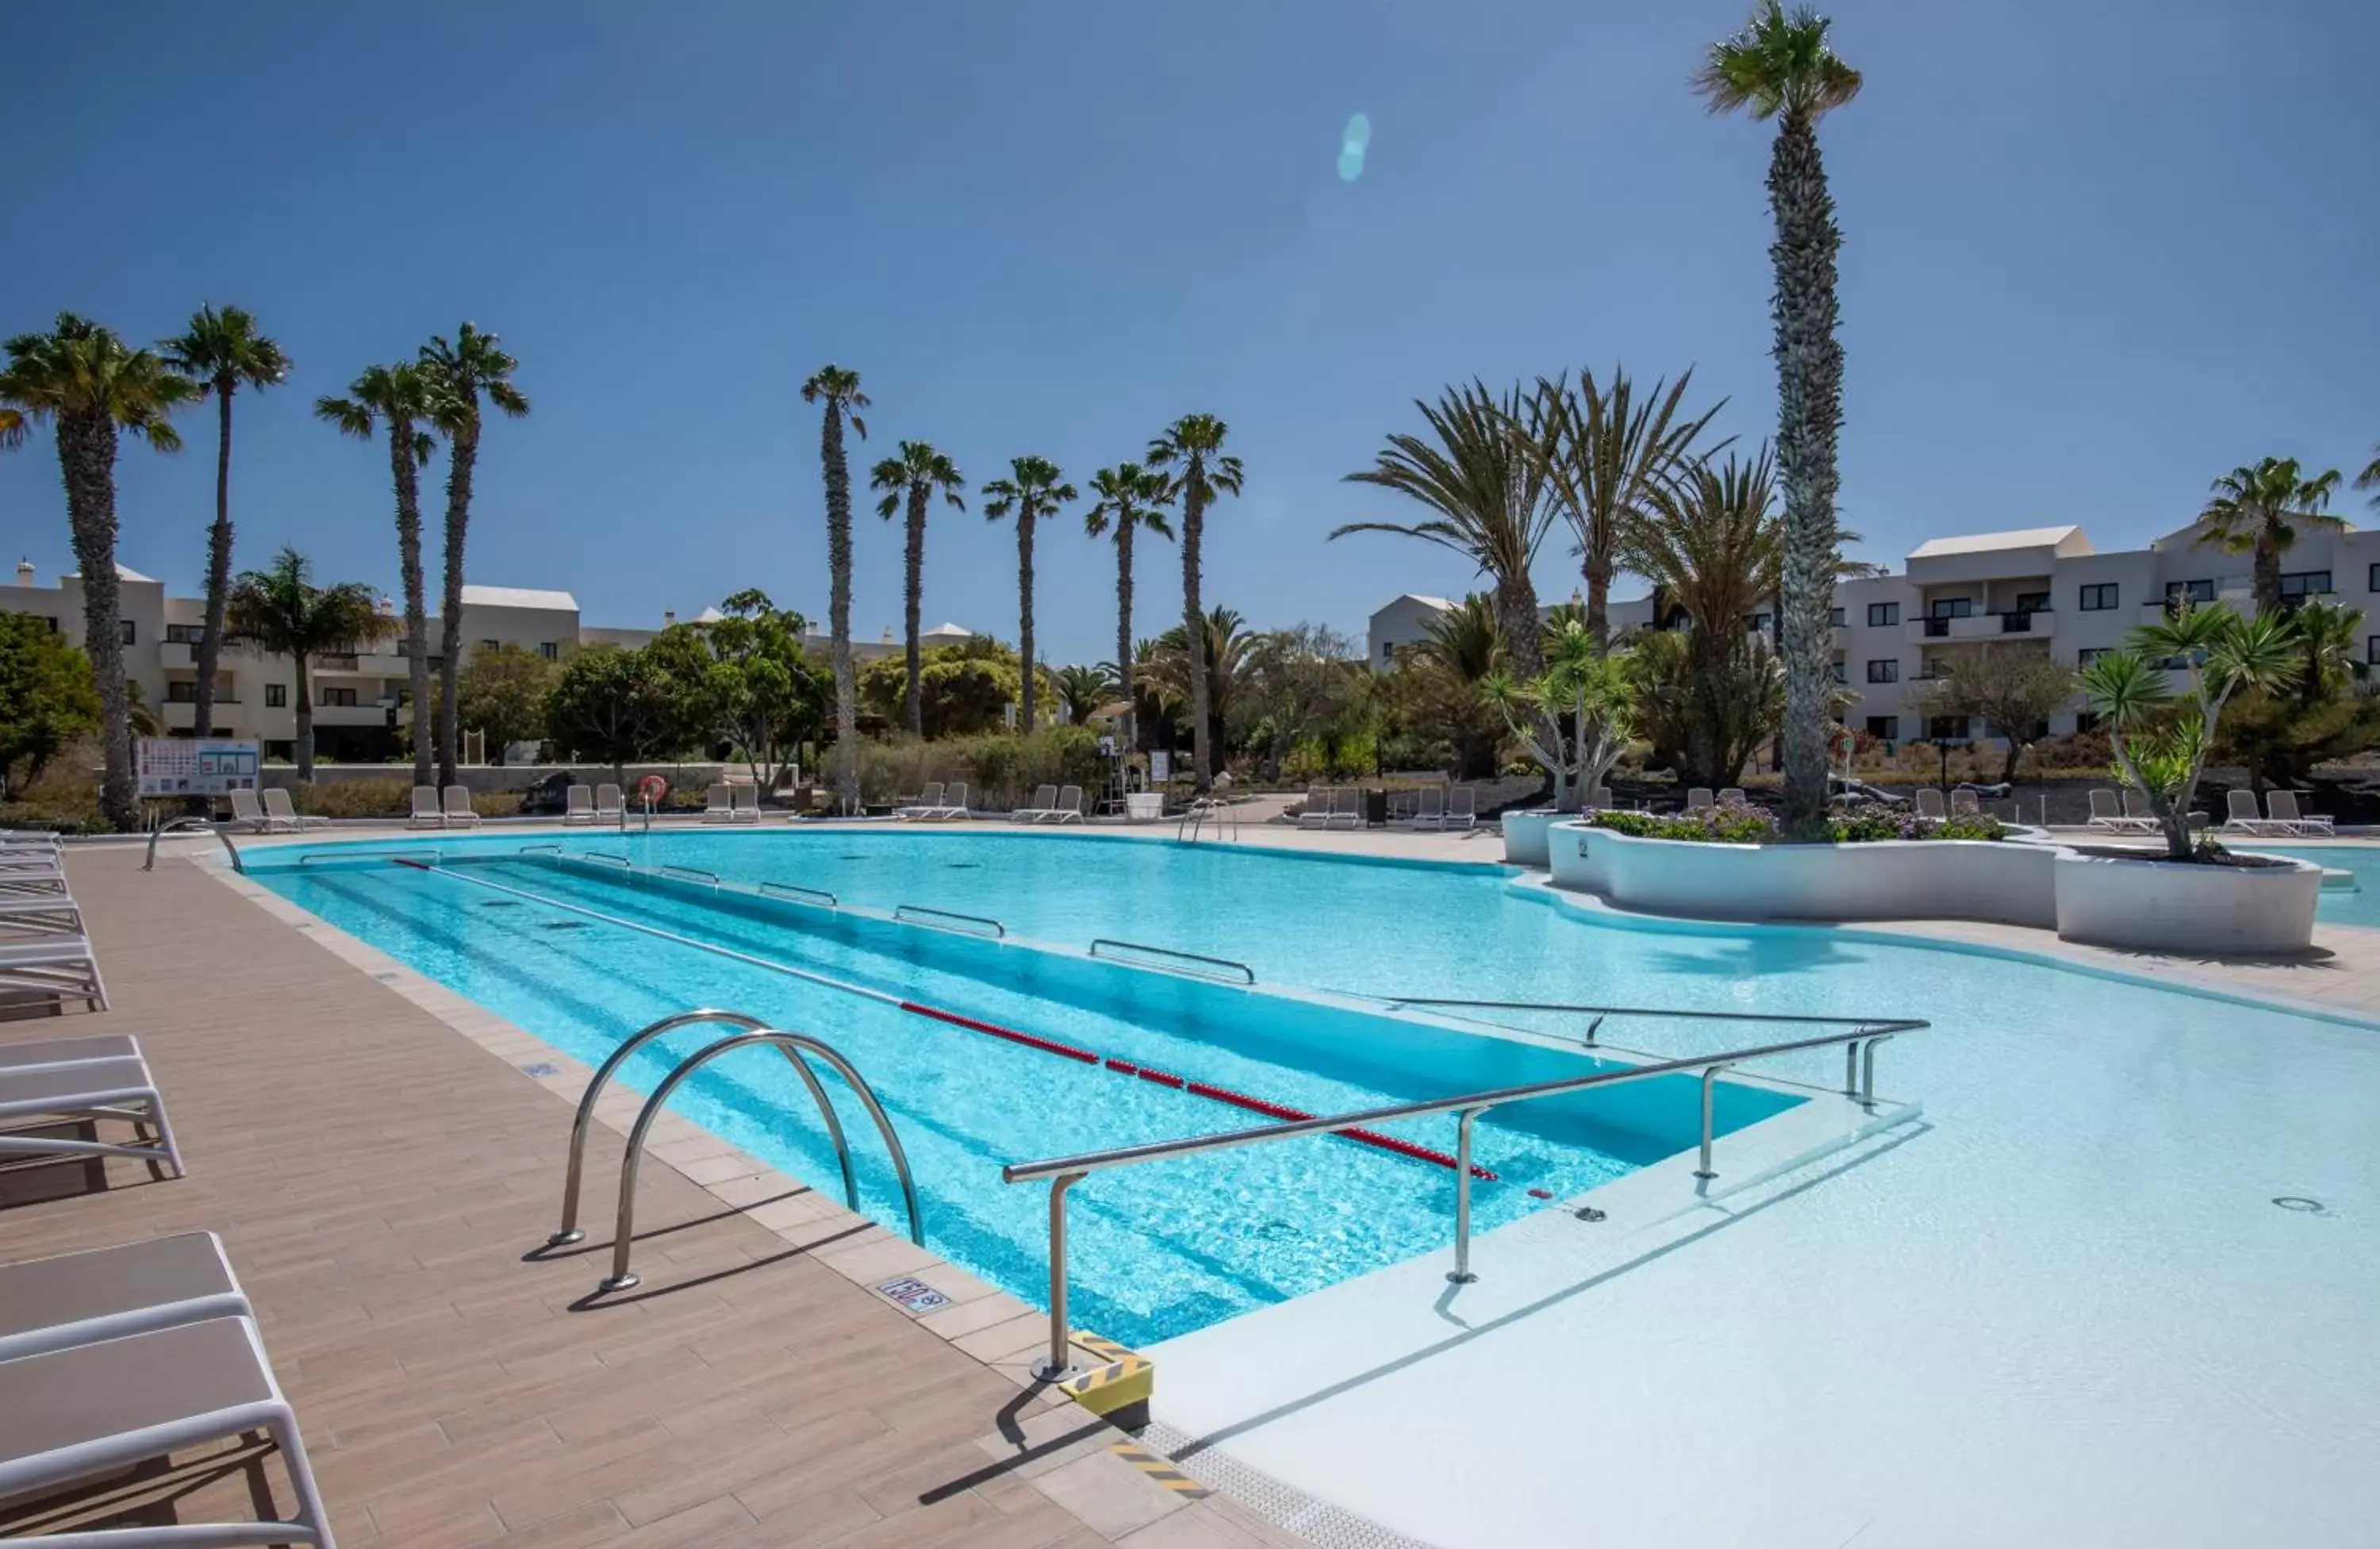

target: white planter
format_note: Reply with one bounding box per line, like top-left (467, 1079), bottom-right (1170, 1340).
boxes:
top-left (1502, 810), bottom-right (1563, 869)
top-left (2053, 850), bottom-right (2322, 954)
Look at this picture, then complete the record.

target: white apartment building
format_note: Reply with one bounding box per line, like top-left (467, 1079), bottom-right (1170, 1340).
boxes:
top-left (1369, 517), bottom-right (2379, 748)
top-left (2, 559), bottom-right (961, 762)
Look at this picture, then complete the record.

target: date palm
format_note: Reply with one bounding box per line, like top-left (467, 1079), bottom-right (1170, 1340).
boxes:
top-left (869, 440), bottom-right (966, 736)
top-left (317, 363), bottom-right (442, 784)
top-left (422, 324), bottom-right (529, 786)
top-left (163, 305), bottom-right (290, 743)
top-left (1, 313), bottom-right (198, 829)
top-left (1526, 366), bottom-right (1726, 641)
top-left (1053, 663), bottom-right (1116, 726)
top-left (1146, 414), bottom-right (1243, 788)
top-left (1334, 380), bottom-right (1554, 679)
top-left (981, 456), bottom-right (1077, 733)
top-left (1084, 462), bottom-right (1175, 752)
top-left (227, 547), bottom-right (395, 784)
top-left (803, 365), bottom-right (869, 809)
top-left (2197, 457), bottom-right (2344, 613)
top-left (1697, 1), bottom-right (1862, 832)
top-left (1141, 607), bottom-right (1257, 763)
top-left (2357, 443), bottom-right (2378, 510)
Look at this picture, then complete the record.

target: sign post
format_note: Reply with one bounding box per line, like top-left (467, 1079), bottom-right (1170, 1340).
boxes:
top-left (136, 738), bottom-right (261, 809)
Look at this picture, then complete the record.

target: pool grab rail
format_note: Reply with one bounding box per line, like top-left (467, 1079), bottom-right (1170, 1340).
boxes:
top-left (296, 847), bottom-right (441, 866)
top-left (1087, 939), bottom-right (1256, 986)
top-left (1001, 1011), bottom-right (1929, 1382)
top-left (892, 903), bottom-right (1005, 938)
top-left (1177, 798), bottom-right (1239, 844)
top-left (1353, 993), bottom-right (1922, 1054)
top-left (759, 880), bottom-right (839, 909)
top-left (144, 817), bottom-right (244, 874)
top-left (658, 864), bottom-right (720, 887)
top-left (597, 1028), bottom-right (923, 1293)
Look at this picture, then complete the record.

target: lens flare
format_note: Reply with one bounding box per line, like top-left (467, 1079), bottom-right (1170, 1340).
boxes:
top-left (1338, 113), bottom-right (1371, 182)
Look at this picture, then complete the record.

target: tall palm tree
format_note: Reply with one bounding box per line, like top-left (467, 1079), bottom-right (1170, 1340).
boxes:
top-left (227, 548), bottom-right (395, 784)
top-left (2197, 456), bottom-right (2345, 612)
top-left (1333, 380), bottom-right (1555, 678)
top-left (802, 365), bottom-right (869, 809)
top-left (1083, 462), bottom-right (1175, 751)
top-left (1526, 366), bottom-right (1726, 640)
top-left (1146, 414), bottom-right (1243, 787)
top-left (981, 455), bottom-right (1078, 733)
top-left (163, 305), bottom-right (290, 743)
top-left (1140, 606), bottom-right (1257, 763)
top-left (1696, 1), bottom-right (1863, 832)
top-left (868, 440), bottom-right (966, 736)
top-left (1053, 663), bottom-right (1116, 726)
top-left (421, 324), bottom-right (529, 786)
top-left (0, 313), bottom-right (198, 829)
top-left (317, 363), bottom-right (442, 785)
top-left (2357, 443), bottom-right (2378, 511)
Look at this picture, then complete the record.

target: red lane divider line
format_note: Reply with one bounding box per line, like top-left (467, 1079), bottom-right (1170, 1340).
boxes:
top-left (900, 1001), bottom-right (1100, 1064)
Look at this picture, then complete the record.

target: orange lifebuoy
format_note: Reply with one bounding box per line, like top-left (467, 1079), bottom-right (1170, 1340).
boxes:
top-left (636, 774), bottom-right (670, 806)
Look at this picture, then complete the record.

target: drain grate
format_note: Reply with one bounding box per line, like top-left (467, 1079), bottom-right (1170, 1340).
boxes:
top-left (1134, 1421), bottom-right (1435, 1549)
top-left (539, 921), bottom-right (591, 932)
top-left (480, 900), bottom-right (522, 909)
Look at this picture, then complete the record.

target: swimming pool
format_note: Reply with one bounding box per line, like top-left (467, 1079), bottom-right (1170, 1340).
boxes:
top-left (245, 828), bottom-right (2372, 1347)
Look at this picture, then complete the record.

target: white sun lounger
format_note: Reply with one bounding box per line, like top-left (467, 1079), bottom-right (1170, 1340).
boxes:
top-left (1914, 787), bottom-right (1948, 820)
top-left (0, 1056), bottom-right (178, 1173)
top-left (595, 782), bottom-right (625, 823)
top-left (701, 783), bottom-right (734, 824)
top-left (1718, 787), bottom-right (1747, 805)
top-left (731, 783), bottom-right (762, 824)
top-left (2267, 789), bottom-right (2333, 837)
top-left (1587, 785), bottom-right (1615, 810)
top-left (927, 782), bottom-right (971, 821)
top-left (1445, 786), bottom-right (1478, 830)
top-left (227, 788), bottom-right (282, 833)
top-left (1295, 786), bottom-right (1332, 830)
top-left (2220, 789), bottom-right (2281, 836)
top-left (0, 896), bottom-right (84, 936)
top-left (262, 787), bottom-right (328, 831)
top-left (409, 785), bottom-right (443, 828)
top-left (0, 865), bottom-right (68, 899)
top-left (1390, 786), bottom-right (1445, 832)
top-left (0, 1033), bottom-right (142, 1074)
top-left (0, 1316), bottom-right (334, 1547)
top-left (563, 784), bottom-right (597, 824)
top-left (1014, 784), bottom-right (1061, 821)
top-left (0, 936), bottom-right (109, 1013)
top-left (0, 1232), bottom-right (251, 1364)
top-left (1050, 785), bottom-right (1085, 823)
top-left (1687, 787), bottom-right (1714, 811)
top-left (1325, 787), bottom-right (1365, 830)
top-left (1950, 788), bottom-right (1982, 817)
top-left (2121, 788), bottom-right (2162, 832)
top-left (441, 785), bottom-right (482, 828)
top-left (895, 782), bottom-right (945, 821)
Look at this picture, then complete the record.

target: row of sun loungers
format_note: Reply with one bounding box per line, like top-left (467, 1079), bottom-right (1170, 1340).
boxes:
top-left (406, 784), bottom-right (483, 828)
top-left (1311, 786), bottom-right (1480, 831)
top-left (0, 1025), bottom-right (332, 1545)
top-left (1015, 785), bottom-right (1086, 823)
top-left (563, 782), bottom-right (628, 824)
top-left (227, 786), bottom-right (330, 833)
top-left (0, 833), bottom-right (106, 1015)
top-left (893, 782), bottom-right (973, 821)
top-left (700, 782), bottom-right (767, 824)
top-left (1683, 787), bottom-right (1749, 810)
top-left (2217, 788), bottom-right (2334, 836)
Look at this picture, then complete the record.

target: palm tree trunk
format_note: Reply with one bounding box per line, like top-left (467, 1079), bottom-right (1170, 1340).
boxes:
top-left (823, 409), bottom-right (858, 809)
top-left (903, 485), bottom-right (927, 736)
top-left (1017, 508), bottom-right (1037, 733)
top-left (1492, 574), bottom-right (1545, 680)
top-left (294, 658), bottom-right (315, 784)
top-left (58, 411), bottom-right (140, 831)
top-left (437, 422), bottom-right (479, 787)
top-left (390, 421), bottom-right (433, 788)
top-left (1768, 110), bottom-right (1848, 836)
top-left (1183, 483), bottom-right (1210, 786)
top-left (1583, 548), bottom-right (1612, 645)
top-left (2253, 529), bottom-right (2281, 616)
top-left (194, 382), bottom-right (235, 740)
top-left (1115, 519), bottom-right (1135, 755)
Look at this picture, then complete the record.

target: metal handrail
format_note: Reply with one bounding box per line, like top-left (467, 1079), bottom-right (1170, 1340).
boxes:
top-left (144, 817), bottom-right (244, 874)
top-left (600, 1028), bottom-right (923, 1292)
top-left (519, 844), bottom-right (562, 856)
top-left (759, 880), bottom-right (839, 909)
top-left (1176, 798), bottom-right (1239, 844)
top-left (658, 865), bottom-right (719, 887)
top-left (1088, 939), bottom-right (1256, 986)
top-left (571, 851), bottom-right (633, 868)
top-left (893, 903), bottom-right (1005, 938)
top-left (546, 1009), bottom-right (862, 1247)
top-left (1002, 1012), bottom-right (1928, 1380)
top-left (296, 848), bottom-right (439, 866)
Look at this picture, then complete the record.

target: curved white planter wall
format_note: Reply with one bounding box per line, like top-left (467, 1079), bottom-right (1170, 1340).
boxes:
top-left (1545, 823), bottom-right (2321, 952)
top-left (1503, 811), bottom-right (1560, 869)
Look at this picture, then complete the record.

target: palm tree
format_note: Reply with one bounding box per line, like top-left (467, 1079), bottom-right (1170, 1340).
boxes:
top-left (868, 440), bottom-right (966, 736)
top-left (1416, 593), bottom-right (1503, 681)
top-left (2357, 444), bottom-right (2378, 510)
top-left (226, 547), bottom-right (394, 783)
top-left (162, 306), bottom-right (290, 743)
top-left (1053, 664), bottom-right (1116, 726)
top-left (802, 365), bottom-right (869, 809)
top-left (1333, 380), bottom-right (1554, 678)
top-left (981, 456), bottom-right (1078, 732)
top-left (1526, 366), bottom-right (1726, 640)
top-left (2197, 457), bottom-right (2345, 613)
top-left (1141, 606), bottom-right (1257, 764)
top-left (316, 363), bottom-right (441, 785)
top-left (421, 324), bottom-right (530, 787)
top-left (1083, 462), bottom-right (1175, 752)
top-left (0, 314), bottom-right (198, 829)
top-left (1146, 414), bottom-right (1244, 787)
top-left (1696, 1), bottom-right (1863, 832)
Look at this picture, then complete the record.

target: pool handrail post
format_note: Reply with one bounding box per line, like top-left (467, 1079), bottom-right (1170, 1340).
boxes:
top-left (1032, 1172), bottom-right (1087, 1382)
top-left (1861, 1034), bottom-right (1891, 1107)
top-left (144, 816), bottom-right (242, 874)
top-left (1693, 1065), bottom-right (1727, 1180)
top-left (1447, 1106), bottom-right (1484, 1285)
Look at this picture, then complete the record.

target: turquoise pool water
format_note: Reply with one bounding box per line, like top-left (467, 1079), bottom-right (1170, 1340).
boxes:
top-left (2237, 844), bottom-right (2380, 928)
top-left (247, 828), bottom-right (2378, 1344)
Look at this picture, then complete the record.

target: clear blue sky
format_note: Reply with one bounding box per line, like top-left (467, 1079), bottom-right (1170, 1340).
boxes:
top-left (5, 1), bottom-right (2374, 663)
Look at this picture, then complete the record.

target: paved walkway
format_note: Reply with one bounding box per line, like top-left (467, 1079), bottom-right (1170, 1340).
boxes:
top-left (0, 845), bottom-right (1297, 1548)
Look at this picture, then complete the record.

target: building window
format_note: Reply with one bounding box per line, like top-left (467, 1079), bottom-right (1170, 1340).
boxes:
top-left (1381, 641), bottom-right (1394, 663)
top-left (2369, 636), bottom-right (2380, 667)
top-left (166, 681), bottom-right (199, 703)
top-left (1929, 716), bottom-right (1971, 740)
top-left (166, 623), bottom-right (205, 644)
top-left (2165, 579), bottom-right (2215, 608)
top-left (539, 640), bottom-right (559, 660)
top-left (2278, 571), bottom-right (2331, 600)
top-left (321, 687), bottom-right (358, 708)
top-left (1867, 602), bottom-right (1898, 627)
top-left (265, 683), bottom-right (287, 708)
top-left (2078, 582), bottom-right (2118, 611)
top-left (2014, 591), bottom-right (2050, 614)
top-left (1865, 716), bottom-right (1898, 740)
top-left (1866, 659), bottom-right (1898, 684)
top-left (1829, 661), bottom-right (1846, 684)
top-left (1748, 612), bottom-right (1772, 634)
top-left (2077, 648), bottom-right (2111, 667)
top-left (1829, 606), bottom-right (1846, 628)
top-left (120, 619), bottom-right (136, 645)
top-left (1928, 597), bottom-right (1973, 620)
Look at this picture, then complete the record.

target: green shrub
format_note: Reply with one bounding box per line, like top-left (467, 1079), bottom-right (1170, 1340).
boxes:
top-left (1589, 798), bottom-right (2002, 845)
top-left (0, 740), bottom-right (106, 833)
top-left (859, 728), bottom-right (1106, 809)
top-left (298, 778), bottom-right (413, 819)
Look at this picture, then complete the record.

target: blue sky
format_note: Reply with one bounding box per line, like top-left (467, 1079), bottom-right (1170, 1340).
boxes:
top-left (5, 1), bottom-right (2374, 663)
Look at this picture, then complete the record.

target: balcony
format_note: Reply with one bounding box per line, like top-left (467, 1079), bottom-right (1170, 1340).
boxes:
top-left (1904, 612), bottom-right (2052, 644)
top-left (162, 698), bottom-right (240, 729)
top-left (309, 702), bottom-right (392, 728)
top-left (159, 640), bottom-right (194, 668)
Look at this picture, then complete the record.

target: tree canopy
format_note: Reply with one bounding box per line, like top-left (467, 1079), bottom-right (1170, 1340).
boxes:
top-left (0, 614), bottom-right (101, 792)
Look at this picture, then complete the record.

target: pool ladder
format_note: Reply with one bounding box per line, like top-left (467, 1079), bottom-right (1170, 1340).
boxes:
top-left (544, 1009), bottom-right (923, 1293)
top-left (144, 817), bottom-right (245, 874)
top-left (1177, 798), bottom-right (1238, 844)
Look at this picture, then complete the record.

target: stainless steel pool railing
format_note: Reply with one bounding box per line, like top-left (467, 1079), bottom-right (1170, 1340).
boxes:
top-left (892, 903), bottom-right (1005, 938)
top-left (759, 880), bottom-right (839, 909)
top-left (599, 1027), bottom-right (923, 1293)
top-left (144, 817), bottom-right (244, 874)
top-left (658, 864), bottom-right (719, 888)
top-left (1176, 798), bottom-right (1238, 844)
top-left (1000, 1009), bottom-right (1929, 1381)
top-left (1087, 939), bottom-right (1256, 986)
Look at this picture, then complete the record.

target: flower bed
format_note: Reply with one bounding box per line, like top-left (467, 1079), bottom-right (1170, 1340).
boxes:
top-left (1587, 801), bottom-right (2003, 845)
